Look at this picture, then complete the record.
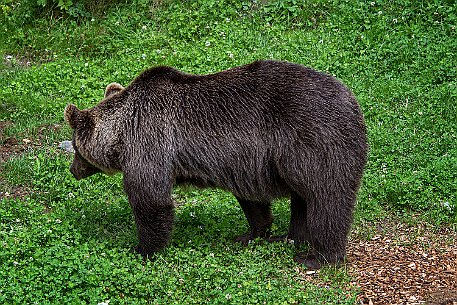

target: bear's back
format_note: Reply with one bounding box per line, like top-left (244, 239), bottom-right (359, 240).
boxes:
top-left (167, 61), bottom-right (359, 136)
top-left (123, 60), bottom-right (362, 139)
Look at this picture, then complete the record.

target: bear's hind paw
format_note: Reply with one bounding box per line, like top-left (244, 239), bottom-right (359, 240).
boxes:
top-left (294, 253), bottom-right (322, 270)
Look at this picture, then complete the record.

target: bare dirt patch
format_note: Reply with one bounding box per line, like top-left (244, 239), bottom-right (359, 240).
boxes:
top-left (0, 121), bottom-right (24, 162)
top-left (0, 121), bottom-right (63, 200)
top-left (0, 121), bottom-right (63, 162)
top-left (0, 121), bottom-right (32, 199)
top-left (0, 186), bottom-right (32, 200)
top-left (0, 126), bottom-right (35, 163)
top-left (3, 51), bottom-right (54, 70)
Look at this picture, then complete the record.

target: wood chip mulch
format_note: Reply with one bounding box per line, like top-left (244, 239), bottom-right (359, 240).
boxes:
top-left (348, 221), bottom-right (457, 305)
top-left (298, 219), bottom-right (456, 305)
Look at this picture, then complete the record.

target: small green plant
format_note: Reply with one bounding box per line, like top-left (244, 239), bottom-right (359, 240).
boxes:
top-left (37, 0), bottom-right (73, 11)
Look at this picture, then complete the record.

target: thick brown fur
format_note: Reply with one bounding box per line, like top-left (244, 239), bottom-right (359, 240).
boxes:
top-left (64, 60), bottom-right (368, 269)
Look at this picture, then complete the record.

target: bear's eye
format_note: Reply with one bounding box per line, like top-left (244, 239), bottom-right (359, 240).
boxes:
top-left (72, 140), bottom-right (92, 165)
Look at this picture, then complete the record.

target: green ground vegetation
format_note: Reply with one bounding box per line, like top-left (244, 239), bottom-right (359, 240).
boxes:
top-left (0, 0), bottom-right (456, 304)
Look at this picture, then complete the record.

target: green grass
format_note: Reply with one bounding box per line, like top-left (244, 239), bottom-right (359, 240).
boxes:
top-left (1, 0), bottom-right (456, 303)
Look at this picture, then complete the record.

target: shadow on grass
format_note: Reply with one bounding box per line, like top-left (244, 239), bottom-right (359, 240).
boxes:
top-left (66, 189), bottom-right (293, 256)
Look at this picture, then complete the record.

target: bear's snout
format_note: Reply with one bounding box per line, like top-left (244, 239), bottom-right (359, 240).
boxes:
top-left (70, 154), bottom-right (101, 180)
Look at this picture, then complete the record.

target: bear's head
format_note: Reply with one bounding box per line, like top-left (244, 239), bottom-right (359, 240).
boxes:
top-left (64, 83), bottom-right (125, 180)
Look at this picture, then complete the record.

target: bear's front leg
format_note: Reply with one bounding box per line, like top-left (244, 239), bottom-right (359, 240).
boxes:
top-left (123, 168), bottom-right (174, 257)
top-left (132, 203), bottom-right (174, 257)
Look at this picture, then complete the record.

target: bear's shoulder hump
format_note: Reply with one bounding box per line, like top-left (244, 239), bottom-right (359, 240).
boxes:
top-left (135, 66), bottom-right (194, 84)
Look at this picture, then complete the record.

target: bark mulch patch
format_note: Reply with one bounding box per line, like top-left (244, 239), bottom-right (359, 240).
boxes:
top-left (299, 219), bottom-right (456, 305)
top-left (348, 221), bottom-right (456, 305)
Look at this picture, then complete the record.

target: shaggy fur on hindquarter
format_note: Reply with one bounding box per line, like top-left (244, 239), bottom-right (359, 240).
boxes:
top-left (64, 60), bottom-right (368, 269)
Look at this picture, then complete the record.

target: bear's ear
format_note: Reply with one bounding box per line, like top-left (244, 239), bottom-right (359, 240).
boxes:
top-left (104, 83), bottom-right (125, 98)
top-left (64, 104), bottom-right (82, 130)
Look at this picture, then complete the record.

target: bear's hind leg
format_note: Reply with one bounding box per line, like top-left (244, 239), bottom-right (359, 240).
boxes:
top-left (295, 190), bottom-right (352, 269)
top-left (287, 192), bottom-right (310, 245)
top-left (235, 198), bottom-right (273, 245)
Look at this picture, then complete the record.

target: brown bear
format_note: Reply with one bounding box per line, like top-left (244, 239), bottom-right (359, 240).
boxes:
top-left (64, 60), bottom-right (368, 269)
